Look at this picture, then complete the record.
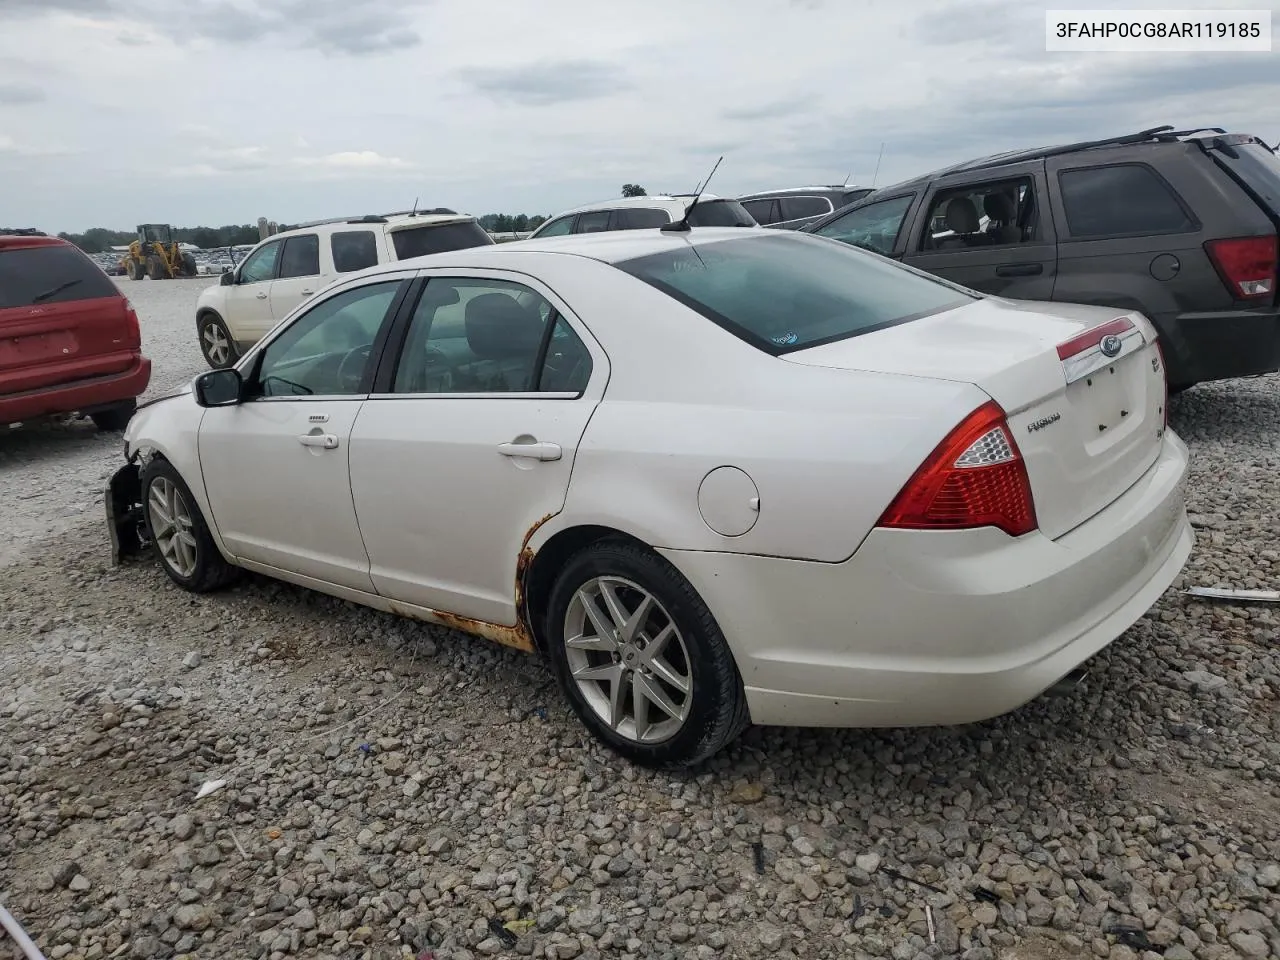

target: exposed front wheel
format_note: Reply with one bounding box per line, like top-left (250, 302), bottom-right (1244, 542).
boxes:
top-left (140, 458), bottom-right (238, 593)
top-left (545, 540), bottom-right (749, 768)
top-left (198, 313), bottom-right (239, 369)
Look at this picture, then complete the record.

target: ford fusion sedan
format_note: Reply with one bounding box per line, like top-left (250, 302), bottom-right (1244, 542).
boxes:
top-left (106, 228), bottom-right (1192, 767)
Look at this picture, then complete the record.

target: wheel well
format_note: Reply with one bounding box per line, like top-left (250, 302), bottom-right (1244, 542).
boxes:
top-left (523, 524), bottom-right (648, 653)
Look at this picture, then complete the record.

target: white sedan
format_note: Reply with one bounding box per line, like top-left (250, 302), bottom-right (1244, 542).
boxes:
top-left (105, 228), bottom-right (1193, 767)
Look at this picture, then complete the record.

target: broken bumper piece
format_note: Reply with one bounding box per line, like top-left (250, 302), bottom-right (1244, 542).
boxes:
top-left (105, 461), bottom-right (147, 566)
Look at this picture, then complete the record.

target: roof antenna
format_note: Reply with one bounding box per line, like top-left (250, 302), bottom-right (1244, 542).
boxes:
top-left (871, 142), bottom-right (886, 187)
top-left (842, 169), bottom-right (853, 185)
top-left (663, 155), bottom-right (723, 233)
top-left (408, 196), bottom-right (419, 218)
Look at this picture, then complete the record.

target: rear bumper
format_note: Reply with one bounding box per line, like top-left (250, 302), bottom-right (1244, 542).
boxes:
top-left (0, 355), bottom-right (152, 425)
top-left (1155, 306), bottom-right (1280, 386)
top-left (660, 430), bottom-right (1192, 729)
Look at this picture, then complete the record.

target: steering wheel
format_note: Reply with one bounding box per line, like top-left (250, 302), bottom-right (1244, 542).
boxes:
top-left (415, 346), bottom-right (458, 393)
top-left (336, 344), bottom-right (372, 392)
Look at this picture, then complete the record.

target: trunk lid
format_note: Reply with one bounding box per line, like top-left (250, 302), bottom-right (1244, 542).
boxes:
top-left (784, 297), bottom-right (1167, 540)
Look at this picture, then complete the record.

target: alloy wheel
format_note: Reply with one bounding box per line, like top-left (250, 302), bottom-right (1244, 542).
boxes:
top-left (202, 321), bottom-right (232, 367)
top-left (563, 576), bottom-right (693, 744)
top-left (148, 477), bottom-right (198, 578)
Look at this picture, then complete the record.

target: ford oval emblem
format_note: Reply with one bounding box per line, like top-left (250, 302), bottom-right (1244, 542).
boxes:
top-left (1099, 334), bottom-right (1123, 358)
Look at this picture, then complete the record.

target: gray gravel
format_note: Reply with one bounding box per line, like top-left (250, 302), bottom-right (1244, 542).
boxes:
top-left (2, 282), bottom-right (1278, 960)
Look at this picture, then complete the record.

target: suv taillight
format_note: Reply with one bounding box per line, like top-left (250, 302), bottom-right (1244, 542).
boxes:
top-left (877, 401), bottom-right (1037, 538)
top-left (123, 299), bottom-right (141, 350)
top-left (1204, 235), bottom-right (1277, 299)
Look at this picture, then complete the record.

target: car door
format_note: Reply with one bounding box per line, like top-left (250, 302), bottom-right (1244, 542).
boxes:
top-left (903, 163), bottom-right (1059, 299)
top-left (269, 233), bottom-right (323, 322)
top-left (225, 239), bottom-right (283, 342)
top-left (198, 275), bottom-right (412, 590)
top-left (348, 271), bottom-right (607, 627)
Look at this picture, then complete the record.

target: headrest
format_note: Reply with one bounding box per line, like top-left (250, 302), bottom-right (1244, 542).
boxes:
top-left (420, 283), bottom-right (461, 307)
top-left (982, 192), bottom-right (1016, 222)
top-left (465, 293), bottom-right (543, 360)
top-left (945, 197), bottom-right (981, 234)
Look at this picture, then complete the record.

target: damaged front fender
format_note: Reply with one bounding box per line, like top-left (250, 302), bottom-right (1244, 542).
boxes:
top-left (105, 461), bottom-right (149, 566)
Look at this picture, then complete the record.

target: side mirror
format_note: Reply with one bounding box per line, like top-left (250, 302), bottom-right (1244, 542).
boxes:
top-left (194, 369), bottom-right (243, 407)
top-left (220, 270), bottom-right (235, 286)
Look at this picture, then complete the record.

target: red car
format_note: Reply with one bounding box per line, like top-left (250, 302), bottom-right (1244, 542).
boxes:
top-left (1, 232), bottom-right (151, 430)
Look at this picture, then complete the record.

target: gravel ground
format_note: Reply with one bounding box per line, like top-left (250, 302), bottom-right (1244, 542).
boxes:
top-left (2, 280), bottom-right (1278, 960)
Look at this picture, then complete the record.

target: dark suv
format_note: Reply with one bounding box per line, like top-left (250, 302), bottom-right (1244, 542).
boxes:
top-left (738, 186), bottom-right (875, 230)
top-left (804, 126), bottom-right (1280, 389)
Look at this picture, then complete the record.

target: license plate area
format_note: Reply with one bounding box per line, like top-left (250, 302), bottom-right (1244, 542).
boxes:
top-left (0, 330), bottom-right (78, 367)
top-left (1068, 351), bottom-right (1146, 450)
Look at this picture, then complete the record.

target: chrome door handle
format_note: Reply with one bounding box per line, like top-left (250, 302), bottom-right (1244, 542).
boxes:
top-left (297, 433), bottom-right (339, 449)
top-left (256, 292), bottom-right (268, 299)
top-left (300, 289), bottom-right (314, 297)
top-left (497, 440), bottom-right (561, 461)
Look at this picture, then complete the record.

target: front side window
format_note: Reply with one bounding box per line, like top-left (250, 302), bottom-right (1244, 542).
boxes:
top-left (575, 211), bottom-right (612, 234)
top-left (254, 281), bottom-right (401, 397)
top-left (535, 216), bottom-right (575, 238)
top-left (278, 234), bottom-right (320, 279)
top-left (616, 233), bottom-right (973, 354)
top-left (1058, 164), bottom-right (1195, 238)
top-left (331, 231), bottom-right (379, 272)
top-left (238, 241), bottom-right (281, 284)
top-left (841, 188), bottom-right (874, 207)
top-left (392, 278), bottom-right (589, 394)
top-left (812, 194), bottom-right (914, 254)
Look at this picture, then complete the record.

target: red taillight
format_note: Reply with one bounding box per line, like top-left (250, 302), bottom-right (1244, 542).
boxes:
top-left (1204, 235), bottom-right (1277, 300)
top-left (123, 299), bottom-right (141, 350)
top-left (878, 401), bottom-right (1037, 538)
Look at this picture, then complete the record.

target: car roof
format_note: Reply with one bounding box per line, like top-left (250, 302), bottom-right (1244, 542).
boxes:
top-left (0, 234), bottom-right (69, 251)
top-left (739, 185), bottom-right (870, 199)
top-left (544, 194), bottom-right (731, 219)
top-left (272, 211), bottom-right (477, 238)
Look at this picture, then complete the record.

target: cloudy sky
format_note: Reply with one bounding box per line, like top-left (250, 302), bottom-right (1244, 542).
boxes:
top-left (2, 0), bottom-right (1277, 233)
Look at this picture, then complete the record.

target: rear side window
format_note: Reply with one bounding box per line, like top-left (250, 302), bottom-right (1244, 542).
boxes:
top-left (575, 211), bottom-right (613, 233)
top-left (614, 208), bottom-right (670, 230)
top-left (331, 230), bottom-right (378, 273)
top-left (687, 199), bottom-right (756, 227)
top-left (742, 199), bottom-right (779, 224)
top-left (391, 221), bottom-right (494, 260)
top-left (616, 233), bottom-right (973, 354)
top-left (1058, 164), bottom-right (1195, 238)
top-left (780, 196), bottom-right (832, 220)
top-left (0, 244), bottom-right (119, 308)
top-left (279, 234), bottom-right (320, 278)
top-left (1212, 142), bottom-right (1280, 216)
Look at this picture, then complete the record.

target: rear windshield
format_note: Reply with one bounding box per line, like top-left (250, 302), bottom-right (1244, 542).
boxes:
top-left (390, 221), bottom-right (494, 260)
top-left (686, 199), bottom-right (757, 228)
top-left (1214, 142), bottom-right (1280, 215)
top-left (0, 244), bottom-right (119, 309)
top-left (615, 233), bottom-right (974, 354)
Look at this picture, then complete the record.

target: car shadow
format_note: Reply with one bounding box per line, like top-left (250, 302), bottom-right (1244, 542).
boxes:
top-left (0, 416), bottom-right (121, 468)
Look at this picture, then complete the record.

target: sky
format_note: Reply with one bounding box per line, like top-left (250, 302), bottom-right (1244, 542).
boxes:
top-left (2, 0), bottom-right (1278, 233)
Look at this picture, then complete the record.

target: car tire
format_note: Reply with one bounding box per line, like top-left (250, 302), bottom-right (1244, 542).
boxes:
top-left (126, 260), bottom-right (143, 281)
top-left (89, 402), bottom-right (136, 432)
top-left (181, 252), bottom-right (198, 277)
top-left (544, 539), bottom-right (749, 768)
top-left (198, 312), bottom-right (239, 369)
top-left (146, 256), bottom-right (166, 280)
top-left (140, 457), bottom-right (238, 593)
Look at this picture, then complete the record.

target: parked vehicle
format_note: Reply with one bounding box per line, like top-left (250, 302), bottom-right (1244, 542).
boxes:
top-left (738, 185), bottom-right (875, 230)
top-left (194, 210), bottom-right (494, 368)
top-left (108, 228), bottom-right (1191, 767)
top-left (1, 233), bottom-right (151, 430)
top-left (527, 195), bottom-right (757, 239)
top-left (804, 126), bottom-right (1280, 390)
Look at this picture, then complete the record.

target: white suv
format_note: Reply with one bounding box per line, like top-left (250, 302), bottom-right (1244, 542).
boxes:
top-left (527, 194), bottom-right (758, 239)
top-left (195, 210), bottom-right (494, 368)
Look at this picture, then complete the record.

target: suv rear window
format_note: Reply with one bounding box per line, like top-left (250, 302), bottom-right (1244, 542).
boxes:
top-left (616, 233), bottom-right (973, 354)
top-left (686, 199), bottom-right (757, 227)
top-left (0, 244), bottom-right (119, 309)
top-left (391, 221), bottom-right (494, 260)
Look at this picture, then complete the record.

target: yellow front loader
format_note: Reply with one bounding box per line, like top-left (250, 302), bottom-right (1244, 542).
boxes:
top-left (121, 224), bottom-right (198, 280)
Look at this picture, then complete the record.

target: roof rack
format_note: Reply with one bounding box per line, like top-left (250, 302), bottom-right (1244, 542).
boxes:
top-left (284, 208), bottom-right (460, 230)
top-left (1, 227), bottom-right (47, 236)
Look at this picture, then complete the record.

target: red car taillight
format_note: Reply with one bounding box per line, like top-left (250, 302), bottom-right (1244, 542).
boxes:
top-left (878, 400), bottom-right (1037, 538)
top-left (123, 299), bottom-right (141, 350)
top-left (1204, 235), bottom-right (1277, 300)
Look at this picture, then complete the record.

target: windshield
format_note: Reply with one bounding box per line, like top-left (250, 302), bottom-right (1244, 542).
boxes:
top-left (1214, 141), bottom-right (1280, 216)
top-left (686, 199), bottom-right (757, 227)
top-left (615, 233), bottom-right (974, 354)
top-left (0, 244), bottom-right (120, 309)
top-left (391, 221), bottom-right (494, 260)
